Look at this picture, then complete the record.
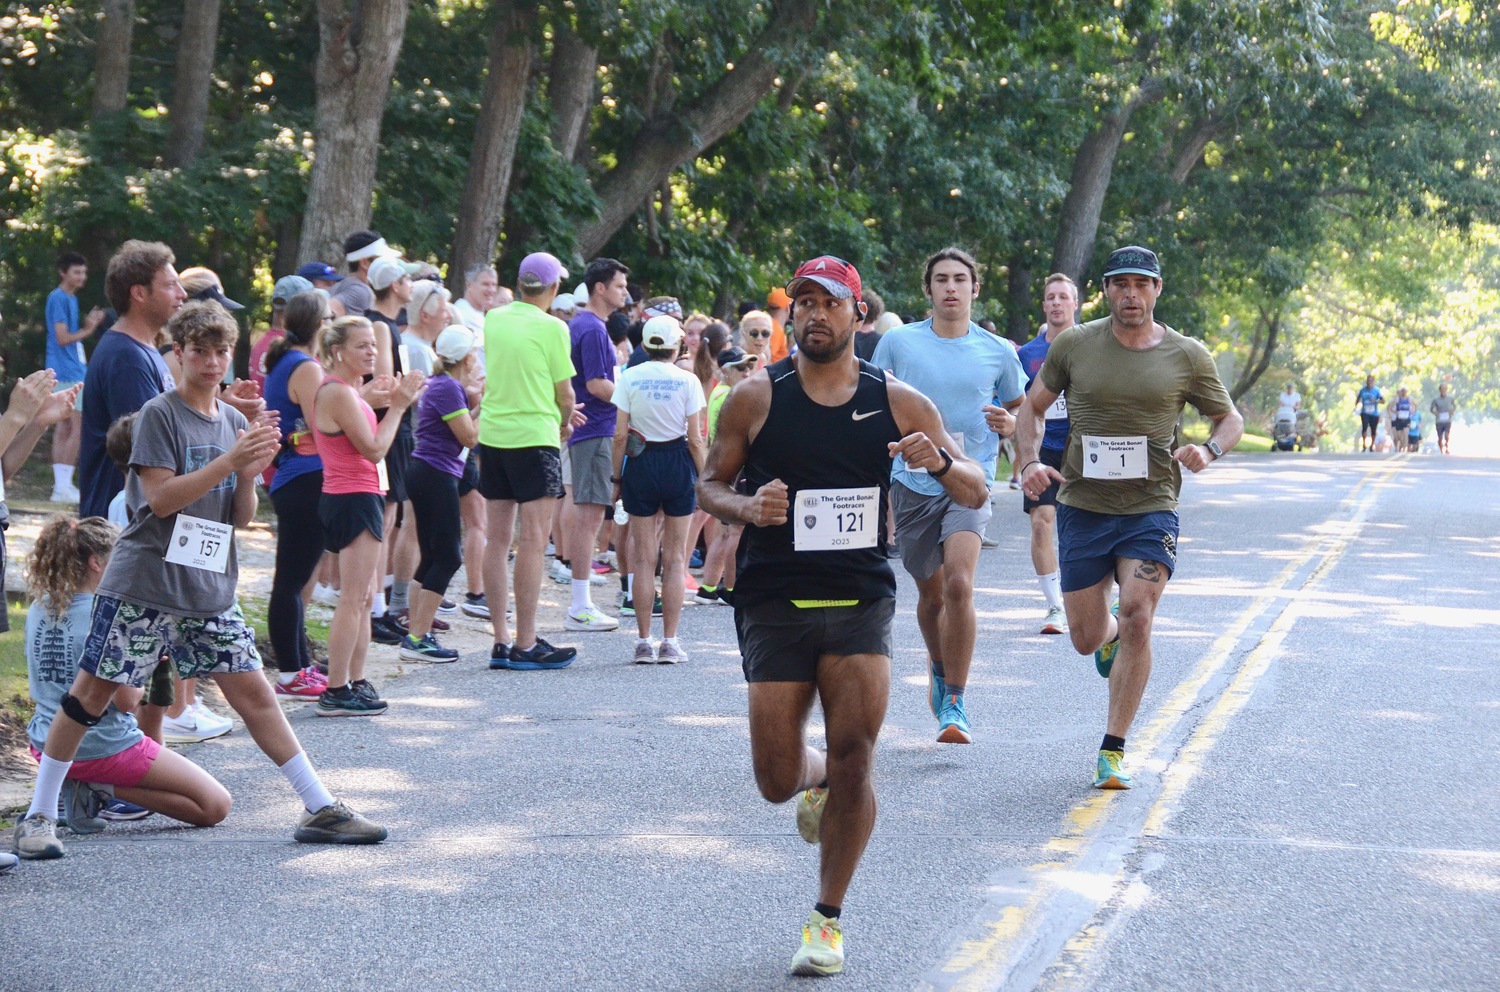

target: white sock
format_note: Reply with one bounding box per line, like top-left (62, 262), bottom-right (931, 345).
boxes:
top-left (28, 754), bottom-right (73, 820)
top-left (1040, 571), bottom-right (1064, 610)
top-left (52, 464), bottom-right (74, 489)
top-left (370, 592), bottom-right (385, 618)
top-left (571, 579), bottom-right (592, 613)
top-left (278, 751), bottom-right (336, 814)
top-left (663, 635), bottom-right (681, 647)
top-left (277, 671), bottom-right (297, 685)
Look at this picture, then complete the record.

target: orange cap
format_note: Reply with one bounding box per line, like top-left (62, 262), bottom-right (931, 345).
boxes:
top-left (767, 287), bottom-right (792, 308)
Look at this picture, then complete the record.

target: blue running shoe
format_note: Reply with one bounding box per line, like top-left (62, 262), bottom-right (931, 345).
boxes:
top-left (100, 798), bottom-right (153, 822)
top-left (1094, 749), bottom-right (1131, 789)
top-left (928, 662), bottom-right (946, 717)
top-left (1094, 600), bottom-right (1121, 678)
top-left (936, 693), bottom-right (972, 744)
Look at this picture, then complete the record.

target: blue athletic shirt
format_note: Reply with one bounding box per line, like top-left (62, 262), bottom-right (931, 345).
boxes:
top-left (78, 329), bottom-right (175, 518)
top-left (27, 594), bottom-right (143, 761)
top-left (44, 288), bottom-right (89, 382)
top-left (263, 349), bottom-right (323, 492)
top-left (1390, 396), bottom-right (1414, 422)
top-left (1357, 386), bottom-right (1383, 416)
top-left (1016, 327), bottom-right (1070, 453)
top-left (1406, 410), bottom-right (1422, 436)
top-left (872, 319), bottom-right (1026, 496)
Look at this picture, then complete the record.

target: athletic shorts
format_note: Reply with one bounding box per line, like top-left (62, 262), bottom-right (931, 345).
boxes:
top-left (1056, 504), bottom-right (1178, 593)
top-left (1361, 413), bottom-right (1380, 434)
top-left (458, 450), bottom-right (481, 497)
top-left (735, 597), bottom-right (895, 683)
top-left (1392, 418), bottom-right (1410, 435)
top-left (569, 436), bottom-right (614, 506)
top-left (621, 442), bottom-right (696, 518)
top-left (31, 736), bottom-right (161, 790)
top-left (890, 480), bottom-right (992, 581)
top-left (384, 428), bottom-right (414, 504)
top-left (1022, 446), bottom-right (1065, 514)
top-left (479, 444), bottom-right (563, 503)
top-left (80, 595), bottom-right (263, 686)
top-left (320, 492), bottom-right (385, 552)
top-left (1436, 422), bottom-right (1451, 439)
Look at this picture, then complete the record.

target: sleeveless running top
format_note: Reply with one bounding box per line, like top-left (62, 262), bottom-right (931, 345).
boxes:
top-left (734, 357), bottom-right (902, 606)
top-left (264, 349), bottom-right (322, 493)
top-left (312, 376), bottom-right (383, 496)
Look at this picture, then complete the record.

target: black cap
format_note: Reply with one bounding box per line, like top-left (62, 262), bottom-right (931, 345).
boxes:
top-left (1102, 245), bottom-right (1161, 280)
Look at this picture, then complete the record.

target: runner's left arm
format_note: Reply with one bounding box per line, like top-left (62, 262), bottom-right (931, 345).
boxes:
top-left (887, 378), bottom-right (988, 509)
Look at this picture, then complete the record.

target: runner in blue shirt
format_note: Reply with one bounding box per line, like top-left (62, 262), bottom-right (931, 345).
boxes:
top-left (1015, 273), bottom-right (1077, 636)
top-left (1354, 375), bottom-right (1385, 452)
top-left (44, 251), bottom-right (103, 503)
top-left (871, 247), bottom-right (1025, 744)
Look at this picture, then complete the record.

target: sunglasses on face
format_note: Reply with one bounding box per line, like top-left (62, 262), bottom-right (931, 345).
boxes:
top-left (746, 330), bottom-right (770, 339)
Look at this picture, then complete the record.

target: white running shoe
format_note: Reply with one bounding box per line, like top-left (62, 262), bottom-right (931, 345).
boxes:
top-left (549, 559), bottom-right (571, 585)
top-left (656, 638), bottom-right (688, 664)
top-left (311, 583), bottom-right (341, 607)
top-left (161, 705), bottom-right (232, 745)
top-left (1040, 606), bottom-right (1068, 635)
top-left (564, 605), bottom-right (620, 632)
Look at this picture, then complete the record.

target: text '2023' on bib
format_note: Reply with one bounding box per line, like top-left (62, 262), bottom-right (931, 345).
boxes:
top-left (794, 487), bottom-right (879, 552)
top-left (163, 514), bottom-right (232, 573)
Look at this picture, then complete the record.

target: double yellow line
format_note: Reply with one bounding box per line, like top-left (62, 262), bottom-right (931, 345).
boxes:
top-left (924, 463), bottom-right (1399, 992)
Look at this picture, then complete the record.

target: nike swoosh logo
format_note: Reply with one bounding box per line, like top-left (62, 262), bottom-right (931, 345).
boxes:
top-left (851, 410), bottom-right (883, 421)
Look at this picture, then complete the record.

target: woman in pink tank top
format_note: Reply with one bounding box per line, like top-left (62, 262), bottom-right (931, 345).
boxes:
top-left (311, 316), bottom-right (425, 717)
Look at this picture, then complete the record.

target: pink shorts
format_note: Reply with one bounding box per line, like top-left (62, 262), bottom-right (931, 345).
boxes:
top-left (30, 736), bottom-right (162, 790)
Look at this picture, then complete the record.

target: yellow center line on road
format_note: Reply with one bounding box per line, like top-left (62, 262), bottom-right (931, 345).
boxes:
top-left (921, 463), bottom-right (1399, 992)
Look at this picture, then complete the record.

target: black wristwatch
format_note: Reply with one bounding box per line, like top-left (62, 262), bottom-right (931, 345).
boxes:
top-left (1204, 439), bottom-right (1223, 461)
top-left (929, 447), bottom-right (954, 479)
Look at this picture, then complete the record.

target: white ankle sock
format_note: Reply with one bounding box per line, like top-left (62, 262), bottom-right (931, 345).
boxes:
top-left (52, 464), bottom-right (74, 489)
top-left (571, 579), bottom-right (592, 613)
top-left (28, 754), bottom-right (73, 820)
top-left (279, 751), bottom-right (336, 814)
top-left (1040, 571), bottom-right (1063, 610)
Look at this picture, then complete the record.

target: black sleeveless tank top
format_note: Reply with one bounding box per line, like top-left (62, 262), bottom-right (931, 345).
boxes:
top-left (734, 357), bottom-right (903, 606)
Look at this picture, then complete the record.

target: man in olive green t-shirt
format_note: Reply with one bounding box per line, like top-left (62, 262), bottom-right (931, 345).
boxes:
top-left (1015, 245), bottom-right (1244, 790)
top-left (478, 252), bottom-right (583, 672)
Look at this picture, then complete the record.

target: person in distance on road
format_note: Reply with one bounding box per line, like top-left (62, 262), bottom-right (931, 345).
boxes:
top-left (700, 254), bottom-right (987, 976)
top-left (1015, 245), bottom-right (1243, 791)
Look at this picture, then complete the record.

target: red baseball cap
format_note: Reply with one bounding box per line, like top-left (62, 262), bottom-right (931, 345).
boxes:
top-left (787, 255), bottom-right (862, 303)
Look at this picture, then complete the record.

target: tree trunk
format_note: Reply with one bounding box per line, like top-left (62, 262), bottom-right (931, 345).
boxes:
top-left (1231, 307), bottom-right (1281, 401)
top-left (573, 0), bottom-right (819, 259)
top-left (1005, 258), bottom-right (1034, 343)
top-left (1049, 80), bottom-right (1165, 286)
top-left (91, 0), bottom-right (136, 121)
top-left (548, 22), bottom-right (595, 163)
top-left (298, 0), bottom-right (411, 267)
top-left (449, 0), bottom-right (537, 286)
top-left (164, 0), bottom-right (223, 169)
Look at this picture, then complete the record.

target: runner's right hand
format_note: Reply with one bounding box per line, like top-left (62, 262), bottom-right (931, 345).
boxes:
top-left (748, 479), bottom-right (789, 527)
top-left (1020, 460), bottom-right (1063, 499)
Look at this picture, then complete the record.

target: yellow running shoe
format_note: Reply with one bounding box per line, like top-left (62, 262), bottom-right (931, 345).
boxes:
top-left (795, 786), bottom-right (827, 844)
top-left (1094, 749), bottom-right (1132, 789)
top-left (790, 910), bottom-right (844, 976)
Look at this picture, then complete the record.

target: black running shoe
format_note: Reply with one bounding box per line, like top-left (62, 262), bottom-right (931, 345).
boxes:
top-left (502, 638), bottom-right (576, 671)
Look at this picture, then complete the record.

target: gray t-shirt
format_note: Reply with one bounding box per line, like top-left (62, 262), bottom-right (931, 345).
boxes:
top-left (97, 390), bottom-right (248, 617)
top-left (329, 277), bottom-right (374, 316)
top-left (1430, 395), bottom-right (1457, 423)
top-left (400, 330), bottom-right (437, 376)
top-left (27, 594), bottom-right (144, 761)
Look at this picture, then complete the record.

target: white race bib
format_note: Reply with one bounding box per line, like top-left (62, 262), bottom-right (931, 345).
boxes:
top-left (1438, 411), bottom-right (1451, 423)
top-left (794, 487), bottom-right (879, 552)
top-left (1082, 435), bottom-right (1148, 480)
top-left (163, 514), bottom-right (233, 573)
top-left (1045, 393), bottom-right (1068, 420)
top-left (397, 344), bottom-right (411, 374)
top-left (376, 458), bottom-right (389, 492)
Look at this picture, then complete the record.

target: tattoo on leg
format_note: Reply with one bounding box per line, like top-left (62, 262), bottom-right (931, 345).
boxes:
top-left (1133, 562), bottom-right (1162, 583)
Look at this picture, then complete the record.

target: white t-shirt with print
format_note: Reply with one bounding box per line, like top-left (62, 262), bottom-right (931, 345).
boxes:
top-left (613, 360), bottom-right (706, 442)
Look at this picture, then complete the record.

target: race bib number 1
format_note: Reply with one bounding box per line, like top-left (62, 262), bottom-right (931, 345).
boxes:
top-left (163, 514), bottom-right (232, 573)
top-left (794, 487), bottom-right (880, 551)
top-left (1082, 435), bottom-right (1149, 480)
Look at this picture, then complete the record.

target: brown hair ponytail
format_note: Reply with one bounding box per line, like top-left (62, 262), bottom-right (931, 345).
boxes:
top-left (26, 515), bottom-right (119, 616)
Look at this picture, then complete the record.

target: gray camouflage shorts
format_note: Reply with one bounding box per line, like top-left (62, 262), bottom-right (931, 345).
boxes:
top-left (80, 595), bottom-right (263, 686)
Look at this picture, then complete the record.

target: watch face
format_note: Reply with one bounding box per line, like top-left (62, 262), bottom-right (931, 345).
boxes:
top-left (1206, 440), bottom-right (1223, 457)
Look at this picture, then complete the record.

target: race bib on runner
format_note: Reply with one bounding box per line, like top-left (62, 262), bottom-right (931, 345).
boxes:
top-left (1045, 393), bottom-right (1068, 420)
top-left (794, 487), bottom-right (879, 552)
top-left (376, 458), bottom-right (389, 492)
top-left (163, 514), bottom-right (232, 573)
top-left (1438, 411), bottom-right (1450, 423)
top-left (1082, 435), bottom-right (1148, 480)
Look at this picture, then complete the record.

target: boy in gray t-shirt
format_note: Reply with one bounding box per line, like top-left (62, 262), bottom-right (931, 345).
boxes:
top-left (13, 301), bottom-right (389, 861)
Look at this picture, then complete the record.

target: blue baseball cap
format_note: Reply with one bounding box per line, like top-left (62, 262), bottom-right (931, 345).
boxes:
top-left (296, 261), bottom-right (342, 283)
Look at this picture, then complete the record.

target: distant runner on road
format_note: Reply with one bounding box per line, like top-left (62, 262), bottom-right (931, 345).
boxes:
top-left (1355, 375), bottom-right (1385, 452)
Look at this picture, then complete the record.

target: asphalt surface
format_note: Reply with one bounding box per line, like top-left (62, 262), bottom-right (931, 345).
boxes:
top-left (3, 453), bottom-right (1496, 992)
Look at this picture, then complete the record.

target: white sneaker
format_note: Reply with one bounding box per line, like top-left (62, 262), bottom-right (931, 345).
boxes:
top-left (312, 583), bottom-right (341, 607)
top-left (564, 605), bottom-right (620, 632)
top-left (657, 638), bottom-right (688, 664)
top-left (632, 639), bottom-right (657, 664)
top-left (545, 541), bottom-right (556, 558)
top-left (161, 705), bottom-right (233, 745)
top-left (49, 487), bottom-right (77, 504)
top-left (549, 559), bottom-right (571, 585)
top-left (191, 700), bottom-right (234, 734)
top-left (1041, 606), bottom-right (1068, 635)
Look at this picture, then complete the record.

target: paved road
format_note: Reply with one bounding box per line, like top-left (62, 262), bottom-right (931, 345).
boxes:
top-left (4, 454), bottom-right (1496, 992)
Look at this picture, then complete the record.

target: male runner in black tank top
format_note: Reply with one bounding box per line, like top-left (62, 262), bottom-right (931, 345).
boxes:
top-left (700, 256), bottom-right (989, 977)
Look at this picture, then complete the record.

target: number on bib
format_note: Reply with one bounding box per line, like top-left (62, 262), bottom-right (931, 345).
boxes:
top-left (794, 487), bottom-right (880, 552)
top-left (1081, 435), bottom-right (1148, 481)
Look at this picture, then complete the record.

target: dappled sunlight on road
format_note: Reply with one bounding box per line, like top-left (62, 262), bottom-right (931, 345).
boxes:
top-left (1357, 709), bottom-right (1439, 723)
